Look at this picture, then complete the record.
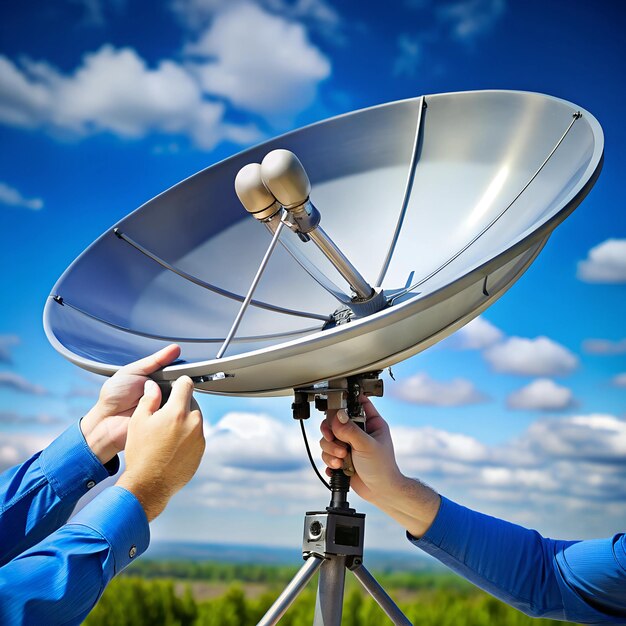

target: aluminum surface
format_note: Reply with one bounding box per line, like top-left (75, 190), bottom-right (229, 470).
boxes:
top-left (44, 90), bottom-right (604, 395)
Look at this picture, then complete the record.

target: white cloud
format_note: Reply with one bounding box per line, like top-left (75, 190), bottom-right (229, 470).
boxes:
top-left (0, 372), bottom-right (48, 395)
top-left (0, 47), bottom-right (260, 150)
top-left (0, 56), bottom-right (51, 129)
top-left (390, 413), bottom-right (626, 503)
top-left (393, 425), bottom-right (489, 464)
top-left (484, 336), bottom-right (578, 376)
top-left (612, 373), bottom-right (626, 388)
top-left (507, 378), bottom-right (575, 411)
top-left (170, 0), bottom-right (225, 27)
top-left (393, 35), bottom-right (422, 77)
top-left (0, 444), bottom-right (22, 470)
top-left (0, 3), bottom-right (330, 146)
top-left (0, 335), bottom-right (19, 363)
top-left (391, 372), bottom-right (488, 406)
top-left (170, 407), bottom-right (626, 542)
top-left (577, 239), bottom-right (626, 283)
top-left (0, 411), bottom-right (68, 427)
top-left (521, 414), bottom-right (626, 464)
top-left (437, 0), bottom-right (506, 42)
top-left (0, 182), bottom-right (43, 211)
top-left (51, 47), bottom-right (208, 137)
top-left (264, 0), bottom-right (341, 31)
top-left (185, 3), bottom-right (331, 123)
top-left (582, 338), bottom-right (626, 355)
top-left (204, 412), bottom-right (306, 472)
top-left (476, 465), bottom-right (561, 491)
top-left (171, 0), bottom-right (342, 40)
top-left (398, 0), bottom-right (506, 75)
top-left (391, 413), bottom-right (626, 536)
top-left (446, 316), bottom-right (503, 350)
top-left (185, 411), bottom-right (326, 518)
top-left (0, 432), bottom-right (56, 473)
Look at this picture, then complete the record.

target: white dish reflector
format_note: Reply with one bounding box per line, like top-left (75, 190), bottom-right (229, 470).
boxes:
top-left (44, 90), bottom-right (603, 395)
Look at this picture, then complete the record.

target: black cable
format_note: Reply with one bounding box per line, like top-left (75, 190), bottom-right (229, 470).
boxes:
top-left (300, 419), bottom-right (331, 490)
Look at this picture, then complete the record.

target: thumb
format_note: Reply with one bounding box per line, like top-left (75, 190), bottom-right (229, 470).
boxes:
top-left (331, 410), bottom-right (372, 452)
top-left (133, 379), bottom-right (162, 418)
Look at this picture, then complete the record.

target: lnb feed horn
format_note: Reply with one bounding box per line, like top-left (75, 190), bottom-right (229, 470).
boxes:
top-left (236, 150), bottom-right (386, 313)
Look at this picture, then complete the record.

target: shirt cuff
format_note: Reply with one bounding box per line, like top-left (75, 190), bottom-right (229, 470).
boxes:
top-left (68, 486), bottom-right (150, 574)
top-left (39, 421), bottom-right (119, 502)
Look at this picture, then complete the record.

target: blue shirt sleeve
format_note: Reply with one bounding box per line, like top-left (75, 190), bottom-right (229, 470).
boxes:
top-left (0, 421), bottom-right (120, 565)
top-left (409, 496), bottom-right (626, 624)
top-left (555, 534), bottom-right (626, 620)
top-left (0, 486), bottom-right (149, 626)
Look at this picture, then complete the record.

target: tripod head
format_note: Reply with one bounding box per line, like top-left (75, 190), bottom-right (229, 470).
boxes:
top-left (292, 372), bottom-right (383, 510)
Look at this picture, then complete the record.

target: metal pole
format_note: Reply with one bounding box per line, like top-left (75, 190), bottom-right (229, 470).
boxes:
top-left (313, 555), bottom-right (348, 626)
top-left (257, 556), bottom-right (324, 626)
top-left (308, 226), bottom-right (373, 300)
top-left (376, 95), bottom-right (426, 288)
top-left (216, 220), bottom-right (285, 358)
top-left (352, 563), bottom-right (413, 626)
top-left (262, 217), bottom-right (352, 304)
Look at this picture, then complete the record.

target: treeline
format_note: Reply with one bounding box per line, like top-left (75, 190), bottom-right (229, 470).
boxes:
top-left (125, 559), bottom-right (301, 585)
top-left (84, 568), bottom-right (583, 626)
top-left (124, 559), bottom-right (470, 592)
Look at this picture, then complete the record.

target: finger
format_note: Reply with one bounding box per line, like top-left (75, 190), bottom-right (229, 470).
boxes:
top-left (342, 452), bottom-right (355, 476)
top-left (320, 417), bottom-right (335, 442)
top-left (165, 375), bottom-right (194, 415)
top-left (359, 395), bottom-right (381, 419)
top-left (133, 380), bottom-right (162, 417)
top-left (329, 414), bottom-right (372, 452)
top-left (321, 452), bottom-right (344, 469)
top-left (359, 395), bottom-right (388, 434)
top-left (120, 344), bottom-right (181, 377)
top-left (189, 408), bottom-right (204, 430)
top-left (337, 409), bottom-right (349, 424)
top-left (319, 438), bottom-right (348, 458)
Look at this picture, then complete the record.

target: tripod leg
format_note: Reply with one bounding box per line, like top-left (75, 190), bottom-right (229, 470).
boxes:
top-left (257, 555), bottom-right (324, 626)
top-left (352, 563), bottom-right (412, 626)
top-left (313, 555), bottom-right (347, 626)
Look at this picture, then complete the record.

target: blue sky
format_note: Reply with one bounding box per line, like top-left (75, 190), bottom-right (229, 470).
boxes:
top-left (1, 0), bottom-right (625, 552)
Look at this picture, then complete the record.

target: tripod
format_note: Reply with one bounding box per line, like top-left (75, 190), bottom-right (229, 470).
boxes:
top-left (257, 375), bottom-right (412, 626)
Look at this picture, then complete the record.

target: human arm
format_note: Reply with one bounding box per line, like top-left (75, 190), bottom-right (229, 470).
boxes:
top-left (116, 375), bottom-right (206, 521)
top-left (320, 399), bottom-right (626, 623)
top-left (0, 422), bottom-right (119, 566)
top-left (0, 487), bottom-right (148, 626)
top-left (0, 374), bottom-right (205, 625)
top-left (0, 344), bottom-right (180, 564)
top-left (319, 396), bottom-right (441, 538)
top-left (412, 498), bottom-right (626, 623)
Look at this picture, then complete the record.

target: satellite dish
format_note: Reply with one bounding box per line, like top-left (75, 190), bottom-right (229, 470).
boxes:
top-left (44, 90), bottom-right (603, 396)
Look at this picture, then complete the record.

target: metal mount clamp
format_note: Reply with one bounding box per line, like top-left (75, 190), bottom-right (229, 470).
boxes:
top-left (303, 509), bottom-right (365, 559)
